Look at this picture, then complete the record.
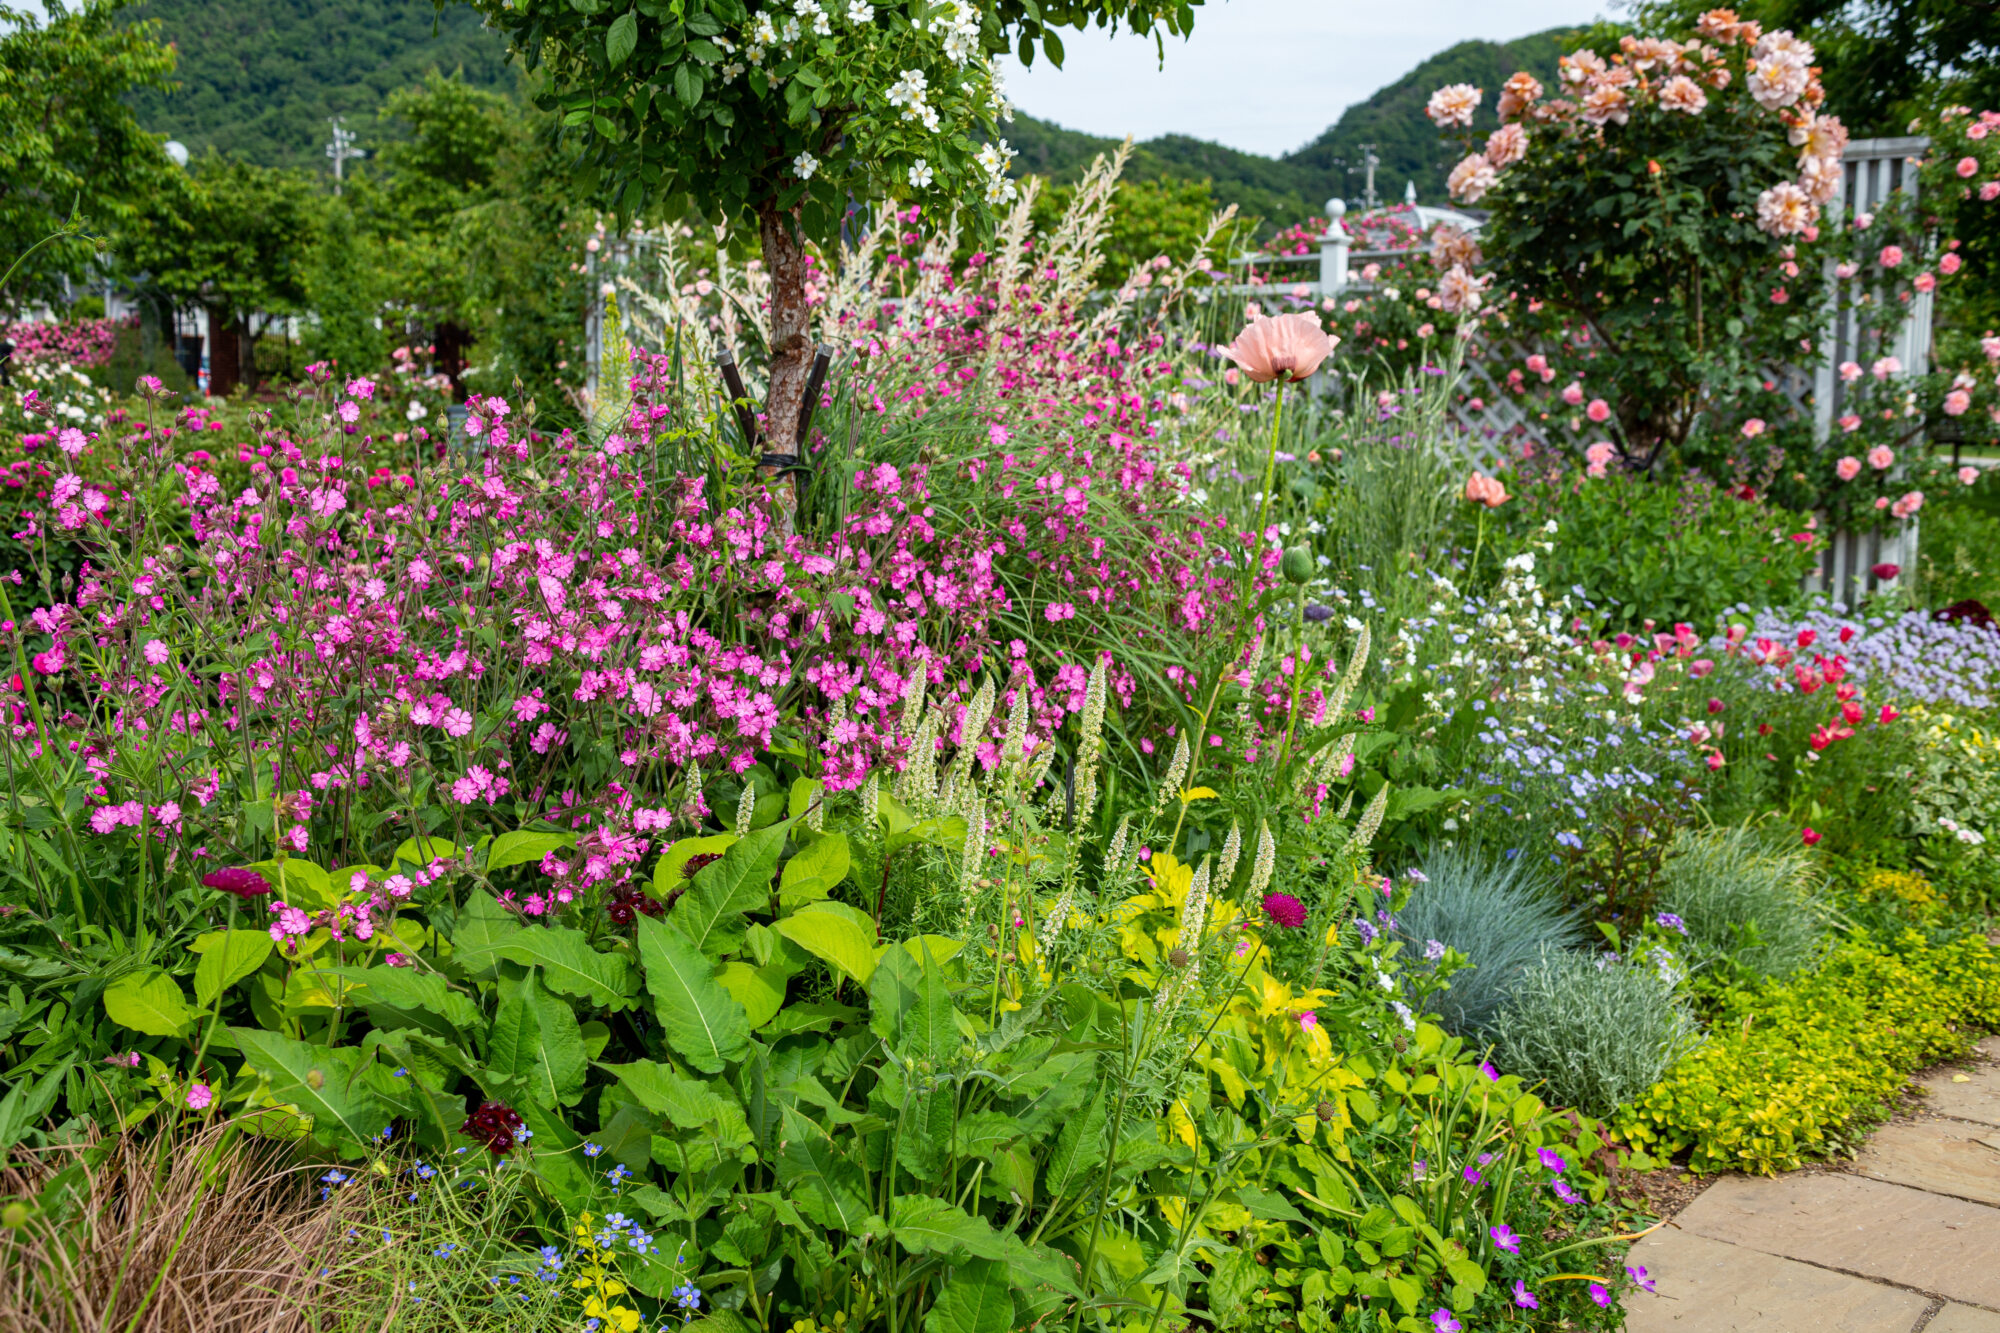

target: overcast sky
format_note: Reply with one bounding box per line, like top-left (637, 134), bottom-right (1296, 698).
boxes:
top-left (1002, 0), bottom-right (1614, 158)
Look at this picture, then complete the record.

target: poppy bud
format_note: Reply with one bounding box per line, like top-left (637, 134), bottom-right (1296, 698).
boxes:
top-left (1281, 546), bottom-right (1315, 585)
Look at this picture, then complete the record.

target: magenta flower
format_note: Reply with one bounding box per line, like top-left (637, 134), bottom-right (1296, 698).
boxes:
top-left (1430, 1309), bottom-right (1460, 1333)
top-left (1489, 1224), bottom-right (1520, 1254)
top-left (1479, 1060), bottom-right (1500, 1081)
top-left (201, 868), bottom-right (274, 899)
top-left (1589, 1283), bottom-right (1611, 1308)
top-left (1513, 1281), bottom-right (1538, 1310)
top-left (1626, 1264), bottom-right (1657, 1294)
top-left (1262, 893), bottom-right (1307, 928)
top-left (186, 1083), bottom-right (213, 1111)
top-left (1538, 1147), bottom-right (1567, 1173)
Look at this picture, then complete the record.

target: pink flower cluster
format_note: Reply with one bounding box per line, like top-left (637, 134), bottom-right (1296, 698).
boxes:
top-left (5, 318), bottom-right (123, 368)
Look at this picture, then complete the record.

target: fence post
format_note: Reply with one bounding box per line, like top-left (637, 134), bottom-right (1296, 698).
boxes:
top-left (1319, 198), bottom-right (1351, 298)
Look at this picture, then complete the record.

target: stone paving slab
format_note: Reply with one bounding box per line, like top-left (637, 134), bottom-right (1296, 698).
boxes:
top-left (1922, 1038), bottom-right (2000, 1129)
top-left (1932, 1306), bottom-right (2000, 1333)
top-left (1623, 1228), bottom-right (1932, 1332)
top-left (1853, 1119), bottom-right (2000, 1207)
top-left (1675, 1173), bottom-right (2000, 1309)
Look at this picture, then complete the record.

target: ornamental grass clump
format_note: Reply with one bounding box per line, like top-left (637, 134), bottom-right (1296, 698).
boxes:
top-left (1490, 949), bottom-right (1701, 1118)
top-left (1393, 842), bottom-right (1585, 1038)
top-left (1658, 824), bottom-right (1823, 983)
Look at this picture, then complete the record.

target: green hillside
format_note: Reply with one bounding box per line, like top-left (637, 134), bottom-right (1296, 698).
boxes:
top-left (124, 0), bottom-right (514, 170)
top-left (1007, 27), bottom-right (1581, 228)
top-left (1286, 29), bottom-right (1578, 208)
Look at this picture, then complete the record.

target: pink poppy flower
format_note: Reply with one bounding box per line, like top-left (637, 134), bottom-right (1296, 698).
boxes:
top-left (1219, 313), bottom-right (1337, 383)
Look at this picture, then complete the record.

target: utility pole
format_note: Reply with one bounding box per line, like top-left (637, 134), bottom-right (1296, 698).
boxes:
top-left (1360, 143), bottom-right (1380, 213)
top-left (325, 117), bottom-right (366, 195)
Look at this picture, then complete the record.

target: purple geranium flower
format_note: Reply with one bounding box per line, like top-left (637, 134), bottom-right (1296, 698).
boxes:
top-left (1430, 1310), bottom-right (1461, 1333)
top-left (1552, 1178), bottom-right (1582, 1205)
top-left (1513, 1280), bottom-right (1538, 1310)
top-left (1626, 1264), bottom-right (1657, 1294)
top-left (1489, 1224), bottom-right (1520, 1254)
top-left (1589, 1282), bottom-right (1611, 1308)
top-left (1538, 1147), bottom-right (1567, 1173)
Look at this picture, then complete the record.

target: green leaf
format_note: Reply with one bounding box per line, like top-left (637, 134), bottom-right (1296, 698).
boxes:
top-left (487, 968), bottom-right (588, 1108)
top-left (923, 1258), bottom-right (1013, 1333)
top-left (778, 832), bottom-right (848, 910)
top-left (774, 901), bottom-right (877, 984)
top-left (674, 62), bottom-right (701, 106)
top-left (655, 833), bottom-right (737, 892)
top-left (606, 10), bottom-right (638, 66)
top-left (714, 961), bottom-right (787, 1029)
top-left (392, 837), bottom-right (459, 874)
top-left (192, 931), bottom-right (274, 1008)
top-left (1237, 1183), bottom-right (1308, 1225)
top-left (671, 820), bottom-right (790, 957)
top-left (103, 970), bottom-right (198, 1037)
top-left (635, 915), bottom-right (750, 1073)
top-left (230, 1027), bottom-right (393, 1151)
top-left (1042, 1082), bottom-right (1106, 1200)
top-left (606, 1060), bottom-right (731, 1129)
top-left (489, 925), bottom-right (629, 1007)
top-left (337, 966), bottom-right (483, 1036)
top-left (899, 937), bottom-right (956, 1063)
top-left (892, 1195), bottom-right (1009, 1260)
top-left (449, 888), bottom-right (522, 972)
top-left (777, 1102), bottom-right (870, 1230)
top-left (246, 858), bottom-right (335, 910)
top-left (487, 829), bottom-right (577, 873)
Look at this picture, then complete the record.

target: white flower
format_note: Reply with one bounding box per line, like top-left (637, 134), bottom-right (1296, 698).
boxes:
top-left (1425, 83), bottom-right (1481, 128)
top-left (846, 0), bottom-right (873, 20)
top-left (750, 13), bottom-right (777, 44)
top-left (405, 399), bottom-right (427, 422)
top-left (886, 69), bottom-right (928, 108)
top-left (907, 158), bottom-right (934, 189)
top-left (984, 174), bottom-right (1018, 205)
top-left (793, 150), bottom-right (820, 180)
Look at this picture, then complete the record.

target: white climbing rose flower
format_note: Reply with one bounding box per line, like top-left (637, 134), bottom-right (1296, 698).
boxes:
top-left (908, 159), bottom-right (934, 188)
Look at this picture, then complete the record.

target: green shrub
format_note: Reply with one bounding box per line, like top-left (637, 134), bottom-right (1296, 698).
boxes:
top-left (1491, 950), bottom-right (1701, 1117)
top-left (1500, 471), bottom-right (1818, 632)
top-left (1660, 825), bottom-right (1823, 984)
top-left (1616, 929), bottom-right (2000, 1174)
top-left (1396, 843), bottom-right (1585, 1038)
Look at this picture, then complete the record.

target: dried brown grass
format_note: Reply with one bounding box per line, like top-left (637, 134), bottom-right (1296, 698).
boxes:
top-left (0, 1120), bottom-right (372, 1333)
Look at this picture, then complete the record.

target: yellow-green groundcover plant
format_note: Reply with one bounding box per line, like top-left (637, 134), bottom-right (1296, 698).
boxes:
top-left (1617, 930), bottom-right (2000, 1174)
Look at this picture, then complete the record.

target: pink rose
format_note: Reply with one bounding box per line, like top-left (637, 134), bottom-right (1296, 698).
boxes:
top-left (1945, 389), bottom-right (1972, 416)
top-left (1835, 456), bottom-right (1862, 480)
top-left (1984, 182), bottom-right (2000, 201)
top-left (1838, 414), bottom-right (1862, 433)
top-left (1586, 398), bottom-right (1611, 422)
top-left (1879, 245), bottom-right (1905, 268)
top-left (1941, 253), bottom-right (1963, 275)
top-left (1741, 418), bottom-right (1766, 438)
top-left (1867, 445), bottom-right (1894, 469)
top-left (1915, 273), bottom-right (1936, 292)
top-left (1960, 156), bottom-right (1981, 178)
top-left (1962, 466), bottom-right (1982, 485)
top-left (1561, 383), bottom-right (1585, 406)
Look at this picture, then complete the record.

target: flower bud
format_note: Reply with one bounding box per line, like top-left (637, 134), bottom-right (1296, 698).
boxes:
top-left (1281, 545), bottom-right (1315, 585)
top-left (1315, 1100), bottom-right (1337, 1123)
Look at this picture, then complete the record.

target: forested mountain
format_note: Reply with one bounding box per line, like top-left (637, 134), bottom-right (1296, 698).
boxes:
top-left (118, 0), bottom-right (1576, 226)
top-left (123, 0), bottom-right (514, 169)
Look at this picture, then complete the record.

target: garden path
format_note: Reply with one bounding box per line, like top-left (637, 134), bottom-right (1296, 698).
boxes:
top-left (1623, 1035), bottom-right (2000, 1333)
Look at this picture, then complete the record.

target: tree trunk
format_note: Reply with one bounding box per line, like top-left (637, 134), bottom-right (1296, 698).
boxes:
top-left (206, 304), bottom-right (241, 399)
top-left (758, 199), bottom-right (813, 455)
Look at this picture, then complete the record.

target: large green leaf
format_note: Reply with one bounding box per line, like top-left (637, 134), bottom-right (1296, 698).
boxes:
top-left (714, 961), bottom-right (787, 1029)
top-left (606, 9), bottom-right (637, 66)
top-left (245, 858), bottom-right (335, 910)
top-left (192, 931), bottom-right (274, 1008)
top-left (923, 1258), bottom-right (1014, 1333)
top-left (488, 925), bottom-right (629, 1007)
top-left (776, 1103), bottom-right (870, 1232)
top-left (338, 966), bottom-right (483, 1037)
top-left (487, 968), bottom-right (587, 1107)
top-left (778, 831), bottom-right (848, 910)
top-left (103, 970), bottom-right (198, 1037)
top-left (654, 832), bottom-right (738, 892)
top-left (450, 889), bottom-right (523, 975)
top-left (230, 1027), bottom-right (393, 1151)
top-left (774, 901), bottom-right (878, 984)
top-left (605, 1060), bottom-right (732, 1129)
top-left (486, 829), bottom-right (577, 873)
top-left (635, 916), bottom-right (750, 1073)
top-left (670, 820), bottom-right (790, 957)
top-left (899, 937), bottom-right (956, 1063)
top-left (891, 1195), bottom-right (1010, 1260)
top-left (1042, 1082), bottom-right (1107, 1201)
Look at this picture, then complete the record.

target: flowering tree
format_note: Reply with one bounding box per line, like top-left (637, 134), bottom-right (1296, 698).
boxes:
top-left (1426, 12), bottom-right (1845, 471)
top-left (465, 0), bottom-right (1197, 457)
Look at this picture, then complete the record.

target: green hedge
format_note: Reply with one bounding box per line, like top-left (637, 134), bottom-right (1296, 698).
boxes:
top-left (1615, 930), bottom-right (2000, 1174)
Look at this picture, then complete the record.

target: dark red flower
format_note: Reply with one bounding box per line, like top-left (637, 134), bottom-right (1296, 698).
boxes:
top-left (1870, 562), bottom-right (1900, 580)
top-left (681, 853), bottom-right (723, 878)
top-left (461, 1100), bottom-right (525, 1155)
top-left (605, 885), bottom-right (666, 927)
top-left (1262, 892), bottom-right (1308, 929)
top-left (201, 867), bottom-right (273, 899)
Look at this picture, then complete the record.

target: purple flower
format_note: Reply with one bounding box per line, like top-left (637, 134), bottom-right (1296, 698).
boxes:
top-left (1479, 1060), bottom-right (1499, 1081)
top-left (1589, 1282), bottom-right (1611, 1308)
top-left (1262, 892), bottom-right (1308, 928)
top-left (202, 867), bottom-right (273, 899)
top-left (1430, 1310), bottom-right (1460, 1333)
top-left (1462, 1164), bottom-right (1482, 1185)
top-left (1553, 1179), bottom-right (1582, 1205)
top-left (1626, 1264), bottom-right (1657, 1294)
top-left (1513, 1280), bottom-right (1538, 1310)
top-left (1654, 911), bottom-right (1688, 935)
top-left (1489, 1224), bottom-right (1520, 1254)
top-left (1538, 1147), bottom-right (1567, 1173)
